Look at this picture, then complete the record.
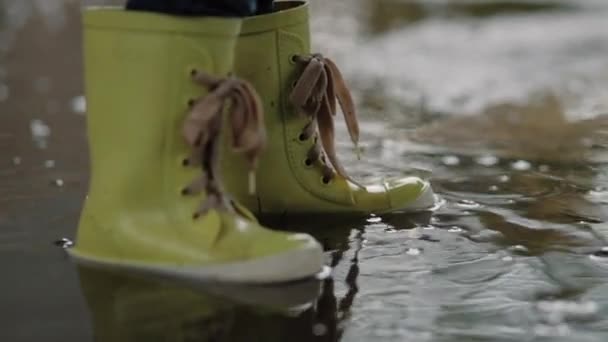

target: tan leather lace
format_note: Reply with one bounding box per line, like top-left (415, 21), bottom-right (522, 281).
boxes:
top-left (290, 53), bottom-right (361, 185)
top-left (182, 70), bottom-right (265, 218)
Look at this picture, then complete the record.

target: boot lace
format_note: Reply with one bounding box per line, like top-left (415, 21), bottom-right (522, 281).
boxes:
top-left (289, 53), bottom-right (362, 186)
top-left (181, 69), bottom-right (265, 219)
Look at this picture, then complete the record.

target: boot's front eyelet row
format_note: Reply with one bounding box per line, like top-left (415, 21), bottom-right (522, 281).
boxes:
top-left (298, 133), bottom-right (309, 142)
top-left (289, 54), bottom-right (298, 64)
top-left (321, 176), bottom-right (332, 185)
top-left (304, 158), bottom-right (313, 167)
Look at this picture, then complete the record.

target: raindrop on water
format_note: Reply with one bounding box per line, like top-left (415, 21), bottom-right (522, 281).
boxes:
top-left (406, 248), bottom-right (421, 256)
top-left (71, 95), bottom-right (86, 114)
top-left (441, 155), bottom-right (460, 166)
top-left (448, 226), bottom-right (464, 233)
top-left (498, 175), bottom-right (510, 183)
top-left (475, 154), bottom-right (499, 166)
top-left (30, 119), bottom-right (51, 149)
top-left (511, 160), bottom-right (532, 171)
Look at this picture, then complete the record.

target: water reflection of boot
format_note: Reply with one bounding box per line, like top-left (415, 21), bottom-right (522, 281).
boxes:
top-left (77, 266), bottom-right (323, 342)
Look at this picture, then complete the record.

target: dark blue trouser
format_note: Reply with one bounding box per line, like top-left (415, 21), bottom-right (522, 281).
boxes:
top-left (126, 0), bottom-right (274, 16)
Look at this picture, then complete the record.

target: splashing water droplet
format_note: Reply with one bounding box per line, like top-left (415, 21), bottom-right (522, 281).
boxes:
top-left (511, 160), bottom-right (532, 171)
top-left (498, 175), bottom-right (510, 183)
top-left (442, 155), bottom-right (460, 166)
top-left (475, 154), bottom-right (499, 166)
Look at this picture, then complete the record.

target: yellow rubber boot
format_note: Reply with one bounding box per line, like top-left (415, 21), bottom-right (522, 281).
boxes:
top-left (68, 8), bottom-right (324, 283)
top-left (221, 1), bottom-right (436, 215)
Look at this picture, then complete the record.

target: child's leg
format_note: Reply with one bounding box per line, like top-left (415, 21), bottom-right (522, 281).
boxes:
top-left (125, 0), bottom-right (272, 16)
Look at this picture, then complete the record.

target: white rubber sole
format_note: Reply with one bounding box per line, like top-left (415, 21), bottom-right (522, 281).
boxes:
top-left (67, 244), bottom-right (326, 285)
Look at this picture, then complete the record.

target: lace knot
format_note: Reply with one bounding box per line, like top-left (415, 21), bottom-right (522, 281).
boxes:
top-left (182, 70), bottom-right (265, 217)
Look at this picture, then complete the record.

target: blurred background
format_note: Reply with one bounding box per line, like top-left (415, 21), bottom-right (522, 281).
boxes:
top-left (2, 1), bottom-right (608, 341)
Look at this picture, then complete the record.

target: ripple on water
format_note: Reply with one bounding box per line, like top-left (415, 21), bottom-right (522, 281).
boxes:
top-left (436, 171), bottom-right (570, 206)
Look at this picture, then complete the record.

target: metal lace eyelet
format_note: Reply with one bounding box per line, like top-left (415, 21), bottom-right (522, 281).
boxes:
top-left (182, 158), bottom-right (190, 167)
top-left (298, 133), bottom-right (308, 142)
top-left (304, 158), bottom-right (313, 167)
top-left (190, 68), bottom-right (198, 77)
top-left (187, 98), bottom-right (196, 107)
top-left (181, 187), bottom-right (190, 196)
top-left (289, 54), bottom-right (298, 64)
top-left (321, 176), bottom-right (332, 185)
top-left (192, 212), bottom-right (200, 220)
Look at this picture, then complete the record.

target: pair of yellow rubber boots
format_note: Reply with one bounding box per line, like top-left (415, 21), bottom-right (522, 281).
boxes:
top-left (69, 1), bottom-right (435, 283)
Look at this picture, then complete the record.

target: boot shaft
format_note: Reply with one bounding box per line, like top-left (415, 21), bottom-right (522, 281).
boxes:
top-left (222, 2), bottom-right (313, 211)
top-left (83, 9), bottom-right (241, 210)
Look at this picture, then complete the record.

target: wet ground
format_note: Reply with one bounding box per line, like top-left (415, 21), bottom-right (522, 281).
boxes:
top-left (2, 0), bottom-right (608, 341)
